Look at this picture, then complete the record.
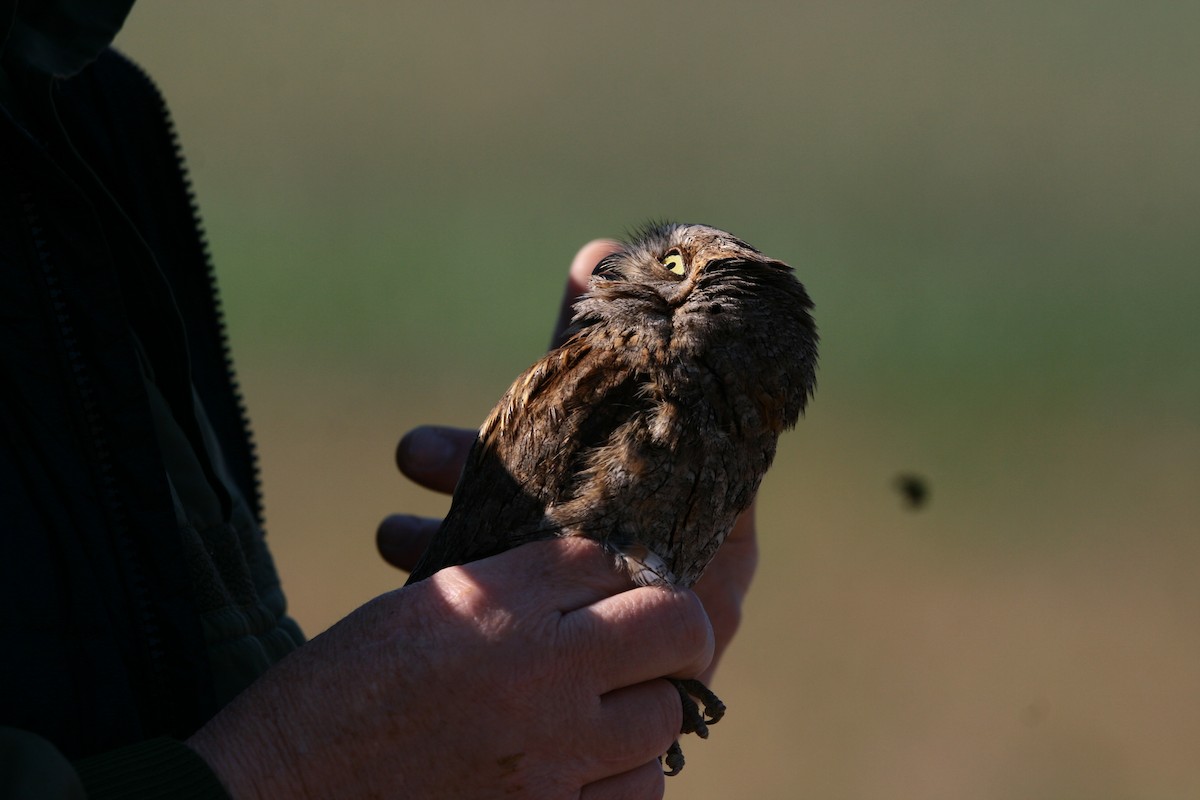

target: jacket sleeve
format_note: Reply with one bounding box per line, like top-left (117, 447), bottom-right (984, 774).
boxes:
top-left (73, 738), bottom-right (230, 800)
top-left (0, 727), bottom-right (84, 800)
top-left (1, 729), bottom-right (229, 800)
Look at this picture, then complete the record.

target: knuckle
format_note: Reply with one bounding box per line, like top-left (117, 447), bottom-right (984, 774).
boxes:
top-left (625, 761), bottom-right (667, 800)
top-left (538, 537), bottom-right (631, 596)
top-left (591, 684), bottom-right (681, 777)
top-left (551, 535), bottom-right (609, 569)
top-left (665, 589), bottom-right (714, 661)
top-left (646, 765), bottom-right (667, 800)
top-left (581, 762), bottom-right (664, 800)
top-left (427, 566), bottom-right (507, 629)
top-left (653, 681), bottom-right (685, 744)
top-left (516, 536), bottom-right (595, 578)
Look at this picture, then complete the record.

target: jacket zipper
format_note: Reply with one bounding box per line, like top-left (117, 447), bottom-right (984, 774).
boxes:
top-left (125, 58), bottom-right (266, 526)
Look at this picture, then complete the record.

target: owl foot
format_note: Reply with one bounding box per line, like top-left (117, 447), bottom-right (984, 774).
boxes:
top-left (661, 678), bottom-right (727, 776)
top-left (663, 740), bottom-right (686, 777)
top-left (674, 677), bottom-right (725, 736)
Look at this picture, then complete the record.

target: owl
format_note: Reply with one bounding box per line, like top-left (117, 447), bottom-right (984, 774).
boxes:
top-left (405, 222), bottom-right (818, 773)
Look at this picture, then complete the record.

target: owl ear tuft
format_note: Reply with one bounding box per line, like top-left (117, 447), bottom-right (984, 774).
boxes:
top-left (591, 252), bottom-right (625, 281)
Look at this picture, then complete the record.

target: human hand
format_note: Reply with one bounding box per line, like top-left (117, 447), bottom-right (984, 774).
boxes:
top-left (188, 537), bottom-right (713, 798)
top-left (377, 240), bottom-right (760, 682)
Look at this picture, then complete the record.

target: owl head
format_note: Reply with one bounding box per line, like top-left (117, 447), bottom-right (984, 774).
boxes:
top-left (570, 221), bottom-right (818, 421)
top-left (581, 222), bottom-right (811, 313)
top-left (578, 222), bottom-right (813, 335)
top-left (591, 222), bottom-right (773, 294)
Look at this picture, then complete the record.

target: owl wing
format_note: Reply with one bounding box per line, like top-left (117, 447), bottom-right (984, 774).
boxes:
top-left (404, 335), bottom-right (646, 584)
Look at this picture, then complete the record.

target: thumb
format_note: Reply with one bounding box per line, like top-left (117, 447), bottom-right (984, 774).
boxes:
top-left (550, 239), bottom-right (621, 349)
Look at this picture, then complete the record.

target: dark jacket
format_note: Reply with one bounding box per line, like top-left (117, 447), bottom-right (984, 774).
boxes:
top-left (2, 5), bottom-right (302, 795)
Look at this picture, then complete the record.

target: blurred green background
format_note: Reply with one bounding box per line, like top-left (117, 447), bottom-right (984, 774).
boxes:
top-left (118, 3), bottom-right (1198, 797)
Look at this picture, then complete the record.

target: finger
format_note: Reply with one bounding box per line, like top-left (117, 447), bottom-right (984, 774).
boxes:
top-left (395, 425), bottom-right (477, 492)
top-left (376, 514), bottom-right (440, 571)
top-left (580, 759), bottom-right (666, 800)
top-left (550, 239), bottom-right (622, 349)
top-left (565, 585), bottom-right (715, 693)
top-left (584, 679), bottom-right (682, 781)
top-left (691, 504), bottom-right (759, 682)
top-left (450, 537), bottom-right (635, 615)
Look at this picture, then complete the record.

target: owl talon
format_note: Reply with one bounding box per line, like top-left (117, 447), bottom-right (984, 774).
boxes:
top-left (662, 740), bottom-right (685, 776)
top-left (662, 681), bottom-right (724, 772)
top-left (673, 679), bottom-right (709, 738)
top-left (674, 677), bottom-right (726, 732)
top-left (662, 678), bottom-right (726, 775)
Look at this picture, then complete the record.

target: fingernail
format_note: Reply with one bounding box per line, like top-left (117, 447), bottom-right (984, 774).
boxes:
top-left (400, 426), bottom-right (455, 473)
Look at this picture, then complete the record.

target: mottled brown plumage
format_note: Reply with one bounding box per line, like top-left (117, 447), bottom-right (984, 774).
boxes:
top-left (405, 221), bottom-right (818, 772)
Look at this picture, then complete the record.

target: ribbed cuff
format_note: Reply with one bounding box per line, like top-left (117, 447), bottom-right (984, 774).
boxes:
top-left (73, 737), bottom-right (230, 800)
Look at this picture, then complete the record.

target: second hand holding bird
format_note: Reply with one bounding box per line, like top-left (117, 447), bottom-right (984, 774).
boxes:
top-left (380, 226), bottom-right (815, 773)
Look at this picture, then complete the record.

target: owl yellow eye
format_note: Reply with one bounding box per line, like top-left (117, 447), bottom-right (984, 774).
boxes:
top-left (661, 252), bottom-right (686, 276)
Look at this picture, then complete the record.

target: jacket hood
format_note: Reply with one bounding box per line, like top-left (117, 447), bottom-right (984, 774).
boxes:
top-left (1, 0), bottom-right (135, 77)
